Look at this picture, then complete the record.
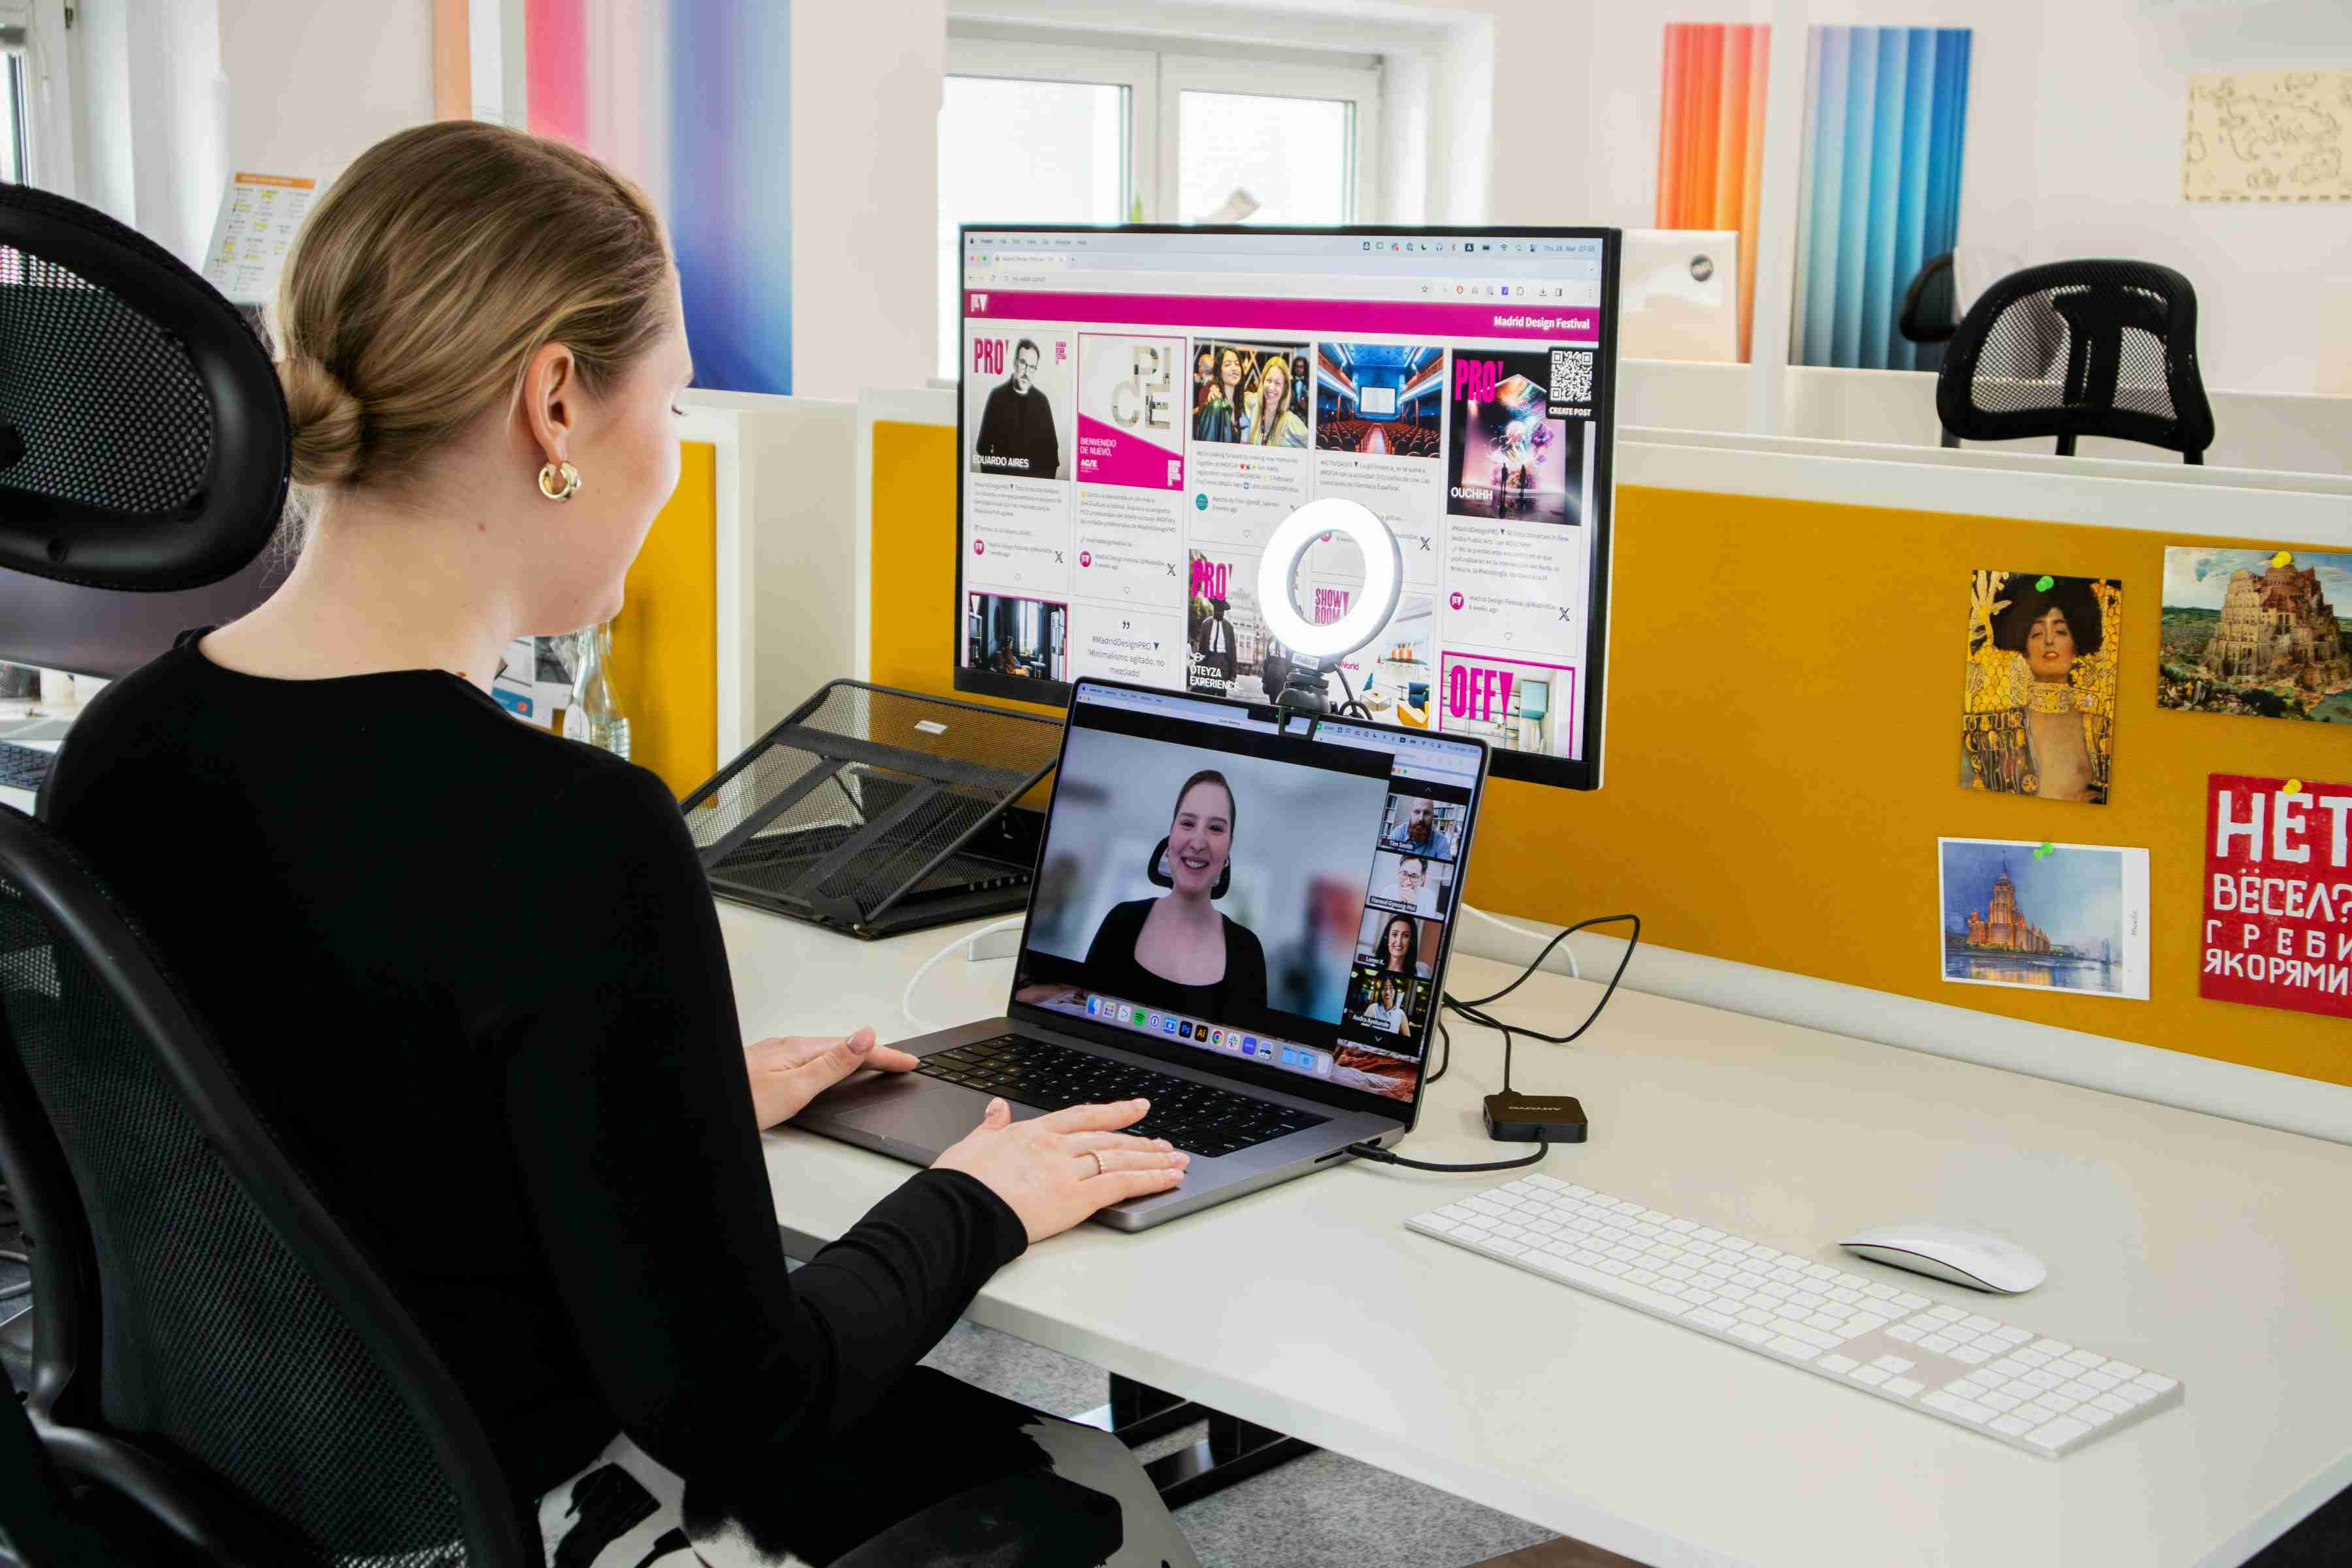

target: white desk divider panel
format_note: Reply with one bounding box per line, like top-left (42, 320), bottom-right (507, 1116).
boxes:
top-left (1610, 361), bottom-right (2352, 477)
top-left (679, 391), bottom-right (857, 755)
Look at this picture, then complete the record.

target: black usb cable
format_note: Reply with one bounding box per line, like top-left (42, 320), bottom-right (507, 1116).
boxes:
top-left (1343, 911), bottom-right (1642, 1174)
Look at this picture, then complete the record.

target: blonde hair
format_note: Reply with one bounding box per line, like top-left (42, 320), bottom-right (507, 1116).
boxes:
top-left (273, 121), bottom-right (672, 489)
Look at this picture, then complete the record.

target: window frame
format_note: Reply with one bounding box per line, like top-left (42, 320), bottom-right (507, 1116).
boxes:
top-left (1, 52), bottom-right (26, 186)
top-left (1, 0), bottom-right (79, 196)
top-left (0, 0), bottom-right (28, 187)
top-left (1152, 49), bottom-right (1382, 226)
top-left (938, 31), bottom-right (1387, 378)
top-left (943, 33), bottom-right (1159, 223)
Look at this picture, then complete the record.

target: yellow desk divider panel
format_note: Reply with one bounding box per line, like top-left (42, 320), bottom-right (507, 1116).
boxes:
top-left (609, 439), bottom-right (718, 800)
top-left (871, 421), bottom-right (1064, 720)
top-left (868, 468), bottom-right (2352, 1091)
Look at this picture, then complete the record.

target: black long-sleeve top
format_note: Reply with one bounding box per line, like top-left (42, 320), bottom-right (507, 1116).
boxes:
top-left (38, 632), bottom-right (1028, 1507)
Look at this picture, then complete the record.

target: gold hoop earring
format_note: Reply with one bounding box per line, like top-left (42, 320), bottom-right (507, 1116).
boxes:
top-left (537, 460), bottom-right (582, 502)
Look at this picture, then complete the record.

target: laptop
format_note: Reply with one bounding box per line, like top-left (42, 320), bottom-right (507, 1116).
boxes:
top-left (795, 676), bottom-right (1490, 1230)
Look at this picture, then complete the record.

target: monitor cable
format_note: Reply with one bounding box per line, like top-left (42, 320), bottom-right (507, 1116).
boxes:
top-left (1344, 911), bottom-right (1641, 1175)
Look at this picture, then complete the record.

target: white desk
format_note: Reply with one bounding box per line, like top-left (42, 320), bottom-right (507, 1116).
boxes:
top-left (722, 904), bottom-right (2352, 1568)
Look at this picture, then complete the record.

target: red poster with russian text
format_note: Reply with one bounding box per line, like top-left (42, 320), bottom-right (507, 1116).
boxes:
top-left (2202, 772), bottom-right (2352, 1019)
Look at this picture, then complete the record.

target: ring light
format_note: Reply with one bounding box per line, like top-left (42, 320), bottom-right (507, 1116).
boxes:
top-left (1256, 498), bottom-right (1402, 662)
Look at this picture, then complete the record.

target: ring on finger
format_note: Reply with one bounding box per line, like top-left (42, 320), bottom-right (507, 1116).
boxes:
top-left (1086, 1150), bottom-right (1105, 1178)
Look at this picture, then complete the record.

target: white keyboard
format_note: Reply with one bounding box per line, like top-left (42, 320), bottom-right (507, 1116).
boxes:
top-left (1407, 1173), bottom-right (2182, 1458)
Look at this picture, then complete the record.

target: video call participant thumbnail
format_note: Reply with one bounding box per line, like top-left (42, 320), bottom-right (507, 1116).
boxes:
top-left (1356, 907), bottom-right (1439, 980)
top-left (1380, 794), bottom-right (1462, 861)
top-left (1368, 851), bottom-right (1447, 917)
top-left (1348, 970), bottom-right (1411, 1033)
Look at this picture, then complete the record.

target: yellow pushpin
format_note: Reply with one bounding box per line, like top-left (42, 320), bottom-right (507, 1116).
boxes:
top-left (2273, 550), bottom-right (2294, 568)
top-left (2285, 777), bottom-right (2304, 795)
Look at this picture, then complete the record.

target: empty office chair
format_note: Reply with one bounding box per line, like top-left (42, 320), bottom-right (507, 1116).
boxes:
top-left (1935, 258), bottom-right (2215, 463)
top-left (0, 182), bottom-right (530, 1563)
top-left (1897, 251), bottom-right (1957, 349)
top-left (1897, 252), bottom-right (1960, 446)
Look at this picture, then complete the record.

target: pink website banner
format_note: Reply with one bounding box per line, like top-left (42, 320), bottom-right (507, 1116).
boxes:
top-left (1075, 415), bottom-right (1185, 489)
top-left (966, 290), bottom-right (1599, 346)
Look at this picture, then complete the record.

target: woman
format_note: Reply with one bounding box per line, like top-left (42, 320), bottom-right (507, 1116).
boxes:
top-left (41, 122), bottom-right (1194, 1567)
top-left (1085, 771), bottom-right (1269, 1015)
top-left (1364, 978), bottom-right (1407, 1034)
top-left (1194, 346), bottom-right (1245, 443)
top-left (1247, 355), bottom-right (1309, 448)
top-left (1369, 911), bottom-right (1429, 979)
top-left (1961, 571), bottom-right (2113, 805)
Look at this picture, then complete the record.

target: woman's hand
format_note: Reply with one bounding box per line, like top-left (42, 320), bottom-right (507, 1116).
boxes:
top-left (932, 1098), bottom-right (1188, 1243)
top-left (745, 1028), bottom-right (920, 1130)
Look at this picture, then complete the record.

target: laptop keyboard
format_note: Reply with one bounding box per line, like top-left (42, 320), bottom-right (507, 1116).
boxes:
top-left (915, 1035), bottom-right (1330, 1156)
top-left (0, 743), bottom-right (52, 793)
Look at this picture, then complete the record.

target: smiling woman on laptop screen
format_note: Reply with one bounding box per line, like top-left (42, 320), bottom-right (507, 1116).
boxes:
top-left (1083, 769), bottom-right (1271, 1013)
top-left (1024, 723), bottom-right (1390, 1033)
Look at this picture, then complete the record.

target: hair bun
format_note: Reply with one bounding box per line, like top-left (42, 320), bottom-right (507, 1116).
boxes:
top-left (279, 355), bottom-right (365, 485)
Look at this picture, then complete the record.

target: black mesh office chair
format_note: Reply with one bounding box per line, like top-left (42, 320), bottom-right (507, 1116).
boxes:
top-left (1935, 258), bottom-right (2214, 463)
top-left (1897, 252), bottom-right (1957, 349)
top-left (0, 184), bottom-right (531, 1565)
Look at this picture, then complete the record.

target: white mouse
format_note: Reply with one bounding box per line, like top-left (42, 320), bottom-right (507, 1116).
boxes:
top-left (1838, 1223), bottom-right (2048, 1294)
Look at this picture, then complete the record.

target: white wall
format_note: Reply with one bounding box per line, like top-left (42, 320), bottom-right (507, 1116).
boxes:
top-left (216, 0), bottom-right (434, 182)
top-left (73, 0), bottom-right (2348, 397)
top-left (1463, 0), bottom-right (2349, 394)
top-left (2026, 0), bottom-right (2352, 396)
top-left (67, 0), bottom-right (430, 261)
top-left (68, 0), bottom-right (226, 263)
top-left (791, 2), bottom-right (948, 399)
top-left (942, 0), bottom-right (2347, 394)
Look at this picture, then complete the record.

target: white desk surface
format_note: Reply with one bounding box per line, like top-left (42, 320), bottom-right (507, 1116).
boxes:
top-left (723, 904), bottom-right (2352, 1568)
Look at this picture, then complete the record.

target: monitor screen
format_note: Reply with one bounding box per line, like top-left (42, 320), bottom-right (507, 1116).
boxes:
top-left (1012, 680), bottom-right (1486, 1114)
top-left (953, 225), bottom-right (1620, 789)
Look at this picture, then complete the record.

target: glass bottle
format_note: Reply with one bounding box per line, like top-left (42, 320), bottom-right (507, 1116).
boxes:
top-left (566, 620), bottom-right (631, 760)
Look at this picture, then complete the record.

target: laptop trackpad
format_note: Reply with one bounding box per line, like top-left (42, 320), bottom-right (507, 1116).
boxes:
top-left (828, 1072), bottom-right (1009, 1149)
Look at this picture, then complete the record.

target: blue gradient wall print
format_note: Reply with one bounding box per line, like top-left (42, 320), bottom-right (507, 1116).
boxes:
top-left (1789, 25), bottom-right (1971, 371)
top-left (527, 0), bottom-right (791, 395)
top-left (668, 1), bottom-right (791, 395)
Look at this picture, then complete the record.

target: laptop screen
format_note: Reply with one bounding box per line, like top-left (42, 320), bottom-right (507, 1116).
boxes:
top-left (1012, 679), bottom-right (1486, 1111)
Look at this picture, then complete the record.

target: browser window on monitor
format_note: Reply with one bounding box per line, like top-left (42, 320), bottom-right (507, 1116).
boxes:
top-left (953, 226), bottom-right (1618, 789)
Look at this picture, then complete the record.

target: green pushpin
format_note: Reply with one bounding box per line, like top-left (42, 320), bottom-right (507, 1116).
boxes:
top-left (2035, 575), bottom-right (2055, 592)
top-left (2033, 842), bottom-right (2056, 860)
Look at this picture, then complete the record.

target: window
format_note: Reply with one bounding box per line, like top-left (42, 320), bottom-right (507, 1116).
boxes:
top-left (1158, 52), bottom-right (1377, 229)
top-left (938, 32), bottom-right (1381, 379)
top-left (1, 44), bottom-right (26, 186)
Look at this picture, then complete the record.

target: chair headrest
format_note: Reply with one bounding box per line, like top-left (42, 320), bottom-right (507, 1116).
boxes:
top-left (0, 183), bottom-right (289, 593)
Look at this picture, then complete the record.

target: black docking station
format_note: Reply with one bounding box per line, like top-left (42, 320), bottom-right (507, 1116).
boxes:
top-left (1482, 1092), bottom-right (1590, 1143)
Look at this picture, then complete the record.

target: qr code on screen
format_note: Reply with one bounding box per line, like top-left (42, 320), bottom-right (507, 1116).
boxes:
top-left (1549, 348), bottom-right (1594, 411)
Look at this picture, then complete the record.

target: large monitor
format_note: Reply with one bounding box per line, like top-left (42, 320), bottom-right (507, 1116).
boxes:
top-left (953, 224), bottom-right (1621, 791)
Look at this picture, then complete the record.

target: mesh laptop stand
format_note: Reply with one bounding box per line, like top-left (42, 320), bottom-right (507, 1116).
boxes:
top-left (680, 681), bottom-right (1060, 938)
